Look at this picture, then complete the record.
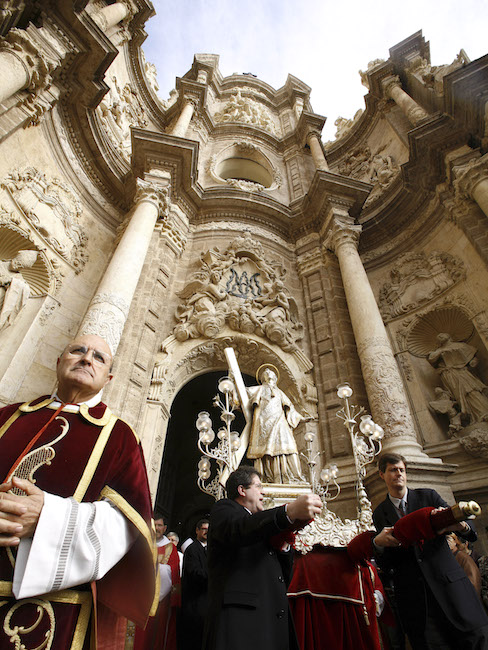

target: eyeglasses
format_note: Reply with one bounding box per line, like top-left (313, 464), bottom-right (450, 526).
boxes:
top-left (65, 344), bottom-right (112, 367)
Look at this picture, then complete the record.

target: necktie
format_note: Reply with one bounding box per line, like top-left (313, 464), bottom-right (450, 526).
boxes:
top-left (399, 501), bottom-right (407, 517)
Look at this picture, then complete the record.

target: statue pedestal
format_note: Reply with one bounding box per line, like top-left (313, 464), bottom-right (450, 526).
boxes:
top-left (263, 482), bottom-right (311, 508)
top-left (458, 422), bottom-right (488, 459)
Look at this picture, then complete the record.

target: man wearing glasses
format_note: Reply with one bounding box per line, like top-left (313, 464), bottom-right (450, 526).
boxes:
top-left (203, 465), bottom-right (322, 650)
top-left (0, 334), bottom-right (156, 650)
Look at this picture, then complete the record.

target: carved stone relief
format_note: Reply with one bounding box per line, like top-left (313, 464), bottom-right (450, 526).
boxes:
top-left (338, 145), bottom-right (400, 207)
top-left (214, 90), bottom-right (279, 136)
top-left (1, 168), bottom-right (88, 272)
top-left (407, 51), bottom-right (469, 95)
top-left (173, 233), bottom-right (304, 352)
top-left (96, 75), bottom-right (148, 161)
top-left (379, 251), bottom-right (465, 320)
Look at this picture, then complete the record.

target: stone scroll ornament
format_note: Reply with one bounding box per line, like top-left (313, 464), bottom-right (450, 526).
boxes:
top-left (173, 233), bottom-right (304, 352)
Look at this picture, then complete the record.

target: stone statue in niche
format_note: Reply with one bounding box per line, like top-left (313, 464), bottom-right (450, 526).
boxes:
top-left (173, 237), bottom-right (304, 352)
top-left (428, 333), bottom-right (488, 425)
top-left (243, 364), bottom-right (306, 484)
top-left (429, 387), bottom-right (462, 435)
top-left (0, 250), bottom-right (38, 333)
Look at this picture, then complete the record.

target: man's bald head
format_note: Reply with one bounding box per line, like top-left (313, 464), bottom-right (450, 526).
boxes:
top-left (56, 334), bottom-right (113, 403)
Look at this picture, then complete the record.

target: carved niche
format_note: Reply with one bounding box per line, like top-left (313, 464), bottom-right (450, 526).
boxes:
top-left (173, 233), bottom-right (304, 352)
top-left (214, 89), bottom-right (279, 136)
top-left (1, 168), bottom-right (88, 274)
top-left (379, 251), bottom-right (465, 320)
top-left (96, 75), bottom-right (148, 161)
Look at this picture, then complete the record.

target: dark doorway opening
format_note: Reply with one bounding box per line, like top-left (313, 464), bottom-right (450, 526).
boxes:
top-left (155, 371), bottom-right (251, 543)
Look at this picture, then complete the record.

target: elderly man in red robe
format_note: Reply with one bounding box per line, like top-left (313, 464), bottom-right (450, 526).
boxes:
top-left (0, 334), bottom-right (158, 650)
top-left (134, 513), bottom-right (181, 650)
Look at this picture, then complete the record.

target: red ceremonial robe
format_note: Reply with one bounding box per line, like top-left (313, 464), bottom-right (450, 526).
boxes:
top-left (134, 540), bottom-right (181, 650)
top-left (288, 546), bottom-right (387, 650)
top-left (0, 397), bottom-right (158, 650)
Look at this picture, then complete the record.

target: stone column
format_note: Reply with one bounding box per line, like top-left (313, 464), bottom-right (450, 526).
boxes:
top-left (453, 154), bottom-right (488, 218)
top-left (306, 131), bottom-right (329, 171)
top-left (171, 98), bottom-right (196, 138)
top-left (92, 2), bottom-right (129, 31)
top-left (79, 180), bottom-right (169, 354)
top-left (326, 213), bottom-right (426, 458)
top-left (382, 75), bottom-right (429, 126)
top-left (0, 28), bottom-right (54, 104)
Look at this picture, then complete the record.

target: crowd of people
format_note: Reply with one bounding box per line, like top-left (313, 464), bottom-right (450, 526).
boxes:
top-left (1, 332), bottom-right (488, 649)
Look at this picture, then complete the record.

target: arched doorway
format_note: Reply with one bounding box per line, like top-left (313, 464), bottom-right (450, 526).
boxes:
top-left (155, 370), bottom-right (250, 541)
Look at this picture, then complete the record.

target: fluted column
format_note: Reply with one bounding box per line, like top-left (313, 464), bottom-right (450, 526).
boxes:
top-left (92, 2), bottom-right (129, 31)
top-left (0, 28), bottom-right (53, 104)
top-left (171, 97), bottom-right (196, 137)
top-left (453, 154), bottom-right (488, 218)
top-left (326, 214), bottom-right (426, 457)
top-left (79, 180), bottom-right (169, 354)
top-left (306, 131), bottom-right (329, 171)
top-left (382, 75), bottom-right (429, 126)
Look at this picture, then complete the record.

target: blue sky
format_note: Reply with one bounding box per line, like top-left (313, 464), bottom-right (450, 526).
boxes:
top-left (142, 0), bottom-right (486, 141)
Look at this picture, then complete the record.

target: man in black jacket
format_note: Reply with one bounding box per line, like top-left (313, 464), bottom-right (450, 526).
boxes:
top-left (179, 518), bottom-right (209, 650)
top-left (373, 452), bottom-right (488, 649)
top-left (203, 465), bottom-right (322, 650)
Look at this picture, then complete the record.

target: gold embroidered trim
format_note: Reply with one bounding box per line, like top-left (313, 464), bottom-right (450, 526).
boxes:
top-left (19, 398), bottom-right (54, 413)
top-left (0, 582), bottom-right (92, 650)
top-left (79, 403), bottom-right (113, 427)
top-left (0, 409), bottom-right (22, 441)
top-left (72, 415), bottom-right (118, 503)
top-left (100, 486), bottom-right (159, 615)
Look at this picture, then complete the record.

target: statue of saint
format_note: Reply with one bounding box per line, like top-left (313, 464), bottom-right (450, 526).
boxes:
top-left (427, 332), bottom-right (488, 425)
top-left (0, 250), bottom-right (38, 333)
top-left (246, 364), bottom-right (306, 484)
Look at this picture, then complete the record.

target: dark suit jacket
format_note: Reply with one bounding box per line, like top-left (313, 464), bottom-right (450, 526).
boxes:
top-left (180, 540), bottom-right (208, 649)
top-left (203, 498), bottom-right (298, 650)
top-left (373, 487), bottom-right (487, 634)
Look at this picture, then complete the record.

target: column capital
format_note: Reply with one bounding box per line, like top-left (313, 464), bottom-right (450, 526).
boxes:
top-left (381, 74), bottom-right (402, 97)
top-left (0, 27), bottom-right (56, 97)
top-left (90, 1), bottom-right (133, 32)
top-left (323, 216), bottom-right (362, 255)
top-left (452, 153), bottom-right (488, 199)
top-left (134, 179), bottom-right (170, 219)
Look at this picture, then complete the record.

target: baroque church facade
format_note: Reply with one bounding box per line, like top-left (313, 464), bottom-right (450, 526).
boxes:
top-left (1, 0), bottom-right (488, 547)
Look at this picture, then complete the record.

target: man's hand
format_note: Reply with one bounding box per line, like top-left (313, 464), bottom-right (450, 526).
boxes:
top-left (287, 494), bottom-right (322, 521)
top-left (431, 506), bottom-right (471, 535)
top-left (0, 477), bottom-right (44, 547)
top-left (374, 526), bottom-right (401, 548)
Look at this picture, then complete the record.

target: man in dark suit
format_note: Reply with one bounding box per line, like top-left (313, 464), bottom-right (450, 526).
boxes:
top-left (203, 465), bottom-right (322, 650)
top-left (179, 518), bottom-right (209, 650)
top-left (373, 452), bottom-right (488, 649)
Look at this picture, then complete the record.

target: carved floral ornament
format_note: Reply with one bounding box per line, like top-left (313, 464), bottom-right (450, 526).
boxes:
top-left (1, 167), bottom-right (88, 272)
top-left (214, 89), bottom-right (279, 136)
top-left (378, 251), bottom-right (466, 320)
top-left (172, 233), bottom-right (304, 353)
